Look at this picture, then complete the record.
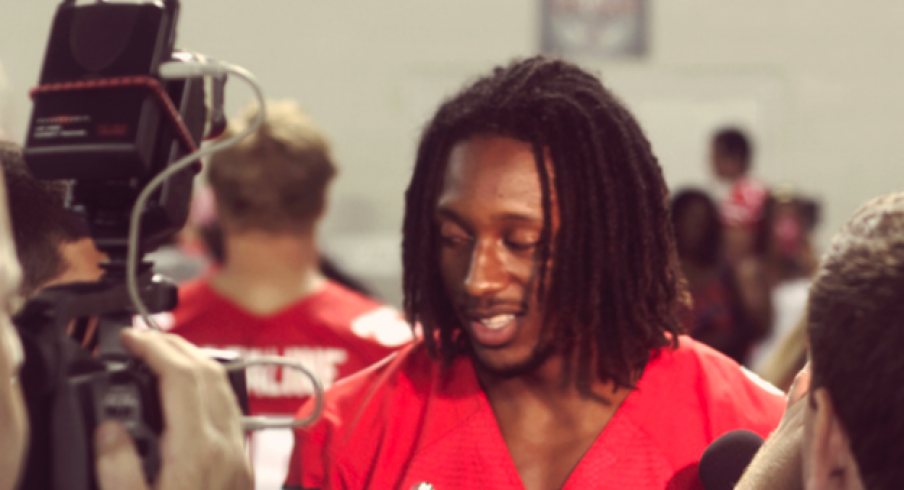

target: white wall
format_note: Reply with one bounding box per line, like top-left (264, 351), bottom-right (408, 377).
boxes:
top-left (3, 1), bottom-right (904, 305)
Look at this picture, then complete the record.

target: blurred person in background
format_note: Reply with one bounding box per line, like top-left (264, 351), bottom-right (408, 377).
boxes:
top-left (0, 141), bottom-right (105, 299)
top-left (670, 187), bottom-right (761, 364)
top-left (748, 188), bottom-right (821, 371)
top-left (167, 100), bottom-right (411, 489)
top-left (708, 128), bottom-right (775, 355)
top-left (147, 184), bottom-right (214, 284)
top-left (194, 203), bottom-right (378, 300)
top-left (709, 126), bottom-right (770, 266)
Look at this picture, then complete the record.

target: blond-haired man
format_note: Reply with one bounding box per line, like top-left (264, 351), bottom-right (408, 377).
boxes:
top-left (168, 101), bottom-right (411, 489)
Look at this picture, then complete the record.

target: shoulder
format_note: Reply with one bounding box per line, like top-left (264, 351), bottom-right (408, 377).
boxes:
top-left (616, 337), bottom-right (783, 473)
top-left (664, 336), bottom-right (785, 434)
top-left (286, 343), bottom-right (477, 487)
top-left (169, 278), bottom-right (220, 328)
top-left (296, 342), bottom-right (437, 442)
top-left (312, 281), bottom-right (414, 349)
top-left (177, 277), bottom-right (213, 302)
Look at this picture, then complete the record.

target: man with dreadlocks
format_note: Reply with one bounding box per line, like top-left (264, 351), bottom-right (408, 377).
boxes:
top-left (283, 57), bottom-right (784, 490)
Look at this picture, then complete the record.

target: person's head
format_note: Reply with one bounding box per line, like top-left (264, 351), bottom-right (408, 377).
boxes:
top-left (670, 188), bottom-right (722, 266)
top-left (710, 127), bottom-right (752, 181)
top-left (0, 169), bottom-right (28, 490)
top-left (803, 192), bottom-right (904, 490)
top-left (403, 56), bottom-right (682, 391)
top-left (208, 100), bottom-right (337, 237)
top-left (0, 142), bottom-right (104, 298)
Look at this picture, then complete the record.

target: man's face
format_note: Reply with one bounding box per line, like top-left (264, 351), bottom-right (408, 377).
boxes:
top-left (0, 176), bottom-right (28, 490)
top-left (44, 237), bottom-right (106, 289)
top-left (436, 135), bottom-right (556, 376)
top-left (676, 198), bottom-right (713, 257)
top-left (710, 144), bottom-right (743, 181)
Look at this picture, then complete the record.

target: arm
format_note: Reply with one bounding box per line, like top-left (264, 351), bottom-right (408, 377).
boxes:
top-left (735, 364), bottom-right (810, 490)
top-left (94, 329), bottom-right (252, 490)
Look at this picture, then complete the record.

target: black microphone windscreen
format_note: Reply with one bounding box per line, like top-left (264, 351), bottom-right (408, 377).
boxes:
top-left (699, 429), bottom-right (765, 490)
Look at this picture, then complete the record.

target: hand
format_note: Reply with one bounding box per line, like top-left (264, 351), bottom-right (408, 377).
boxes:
top-left (94, 329), bottom-right (252, 490)
top-left (735, 362), bottom-right (810, 490)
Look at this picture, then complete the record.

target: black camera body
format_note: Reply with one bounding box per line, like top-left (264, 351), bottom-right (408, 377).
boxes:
top-left (24, 0), bottom-right (204, 257)
top-left (25, 0), bottom-right (177, 180)
top-left (17, 1), bottom-right (247, 489)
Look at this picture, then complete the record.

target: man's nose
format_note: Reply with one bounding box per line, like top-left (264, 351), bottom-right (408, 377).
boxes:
top-left (463, 240), bottom-right (508, 298)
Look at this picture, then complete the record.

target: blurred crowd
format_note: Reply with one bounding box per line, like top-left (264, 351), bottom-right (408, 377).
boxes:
top-left (672, 127), bottom-right (819, 390)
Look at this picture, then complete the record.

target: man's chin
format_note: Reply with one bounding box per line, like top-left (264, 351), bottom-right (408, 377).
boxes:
top-left (470, 343), bottom-right (555, 380)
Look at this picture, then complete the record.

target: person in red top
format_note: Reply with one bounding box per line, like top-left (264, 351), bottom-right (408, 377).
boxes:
top-left (708, 127), bottom-right (770, 266)
top-left (167, 101), bottom-right (411, 489)
top-left (285, 57), bottom-right (784, 490)
top-left (172, 279), bottom-right (410, 414)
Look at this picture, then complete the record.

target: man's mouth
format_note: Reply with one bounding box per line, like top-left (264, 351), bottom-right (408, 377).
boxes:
top-left (476, 314), bottom-right (516, 330)
top-left (466, 312), bottom-right (521, 347)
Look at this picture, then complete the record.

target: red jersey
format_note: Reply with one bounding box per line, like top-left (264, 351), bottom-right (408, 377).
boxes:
top-left (285, 336), bottom-right (784, 490)
top-left (170, 279), bottom-right (412, 414)
top-left (168, 279), bottom-right (412, 490)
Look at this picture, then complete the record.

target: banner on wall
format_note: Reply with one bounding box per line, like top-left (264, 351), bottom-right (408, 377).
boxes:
top-left (540, 0), bottom-right (648, 58)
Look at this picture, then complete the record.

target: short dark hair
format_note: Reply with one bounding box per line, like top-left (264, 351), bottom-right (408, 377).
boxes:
top-left (402, 56), bottom-right (682, 391)
top-left (712, 127), bottom-right (753, 172)
top-left (808, 192), bottom-right (904, 489)
top-left (0, 141), bottom-right (86, 297)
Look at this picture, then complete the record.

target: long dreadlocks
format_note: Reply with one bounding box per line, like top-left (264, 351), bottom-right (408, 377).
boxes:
top-left (403, 56), bottom-right (682, 391)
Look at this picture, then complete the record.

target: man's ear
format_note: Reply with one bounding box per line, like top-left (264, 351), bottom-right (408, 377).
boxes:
top-left (806, 388), bottom-right (863, 490)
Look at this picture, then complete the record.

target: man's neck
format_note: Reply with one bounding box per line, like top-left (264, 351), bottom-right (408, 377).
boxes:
top-left (478, 354), bottom-right (632, 423)
top-left (211, 231), bottom-right (326, 316)
top-left (477, 354), bottom-right (634, 490)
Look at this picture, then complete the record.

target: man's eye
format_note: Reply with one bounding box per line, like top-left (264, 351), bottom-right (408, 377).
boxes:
top-left (506, 241), bottom-right (537, 252)
top-left (440, 234), bottom-right (471, 247)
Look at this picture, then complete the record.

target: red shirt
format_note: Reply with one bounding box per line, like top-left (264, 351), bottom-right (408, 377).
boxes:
top-left (285, 336), bottom-right (784, 490)
top-left (169, 279), bottom-right (413, 489)
top-left (169, 279), bottom-right (413, 415)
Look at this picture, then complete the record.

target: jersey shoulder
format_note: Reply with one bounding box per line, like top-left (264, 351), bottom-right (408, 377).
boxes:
top-left (667, 336), bottom-right (785, 434)
top-left (169, 278), bottom-right (222, 328)
top-left (288, 342), bottom-right (478, 487)
top-left (298, 341), bottom-right (437, 441)
top-left (613, 336), bottom-right (784, 474)
top-left (303, 281), bottom-right (414, 349)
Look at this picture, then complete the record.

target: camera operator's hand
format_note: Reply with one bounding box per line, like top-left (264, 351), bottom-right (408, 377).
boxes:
top-left (94, 329), bottom-right (252, 490)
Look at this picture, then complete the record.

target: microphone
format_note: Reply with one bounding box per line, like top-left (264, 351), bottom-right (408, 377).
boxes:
top-left (699, 429), bottom-right (765, 490)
